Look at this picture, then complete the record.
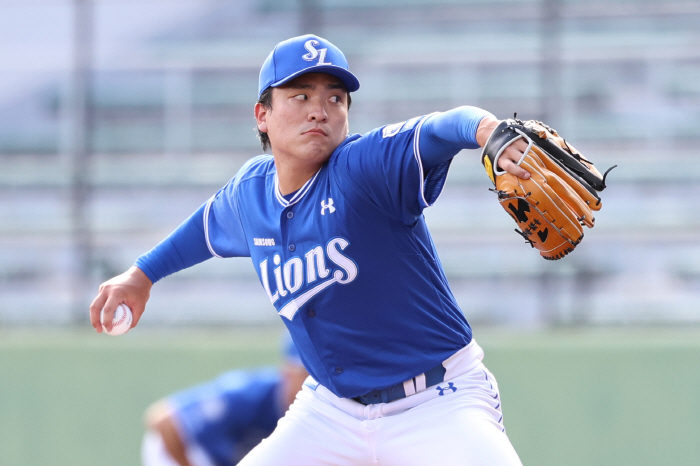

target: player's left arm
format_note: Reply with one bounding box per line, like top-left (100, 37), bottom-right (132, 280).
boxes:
top-left (419, 107), bottom-right (530, 179)
top-left (474, 115), bottom-right (530, 179)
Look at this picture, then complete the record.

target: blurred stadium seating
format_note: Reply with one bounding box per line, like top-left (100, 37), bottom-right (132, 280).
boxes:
top-left (1, 0), bottom-right (699, 326)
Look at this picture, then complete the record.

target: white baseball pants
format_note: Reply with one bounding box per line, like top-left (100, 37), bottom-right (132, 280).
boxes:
top-left (238, 341), bottom-right (522, 466)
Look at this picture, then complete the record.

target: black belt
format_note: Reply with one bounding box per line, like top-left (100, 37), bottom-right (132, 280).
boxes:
top-left (352, 362), bottom-right (447, 405)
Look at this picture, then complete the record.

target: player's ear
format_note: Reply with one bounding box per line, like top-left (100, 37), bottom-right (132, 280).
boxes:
top-left (254, 102), bottom-right (269, 133)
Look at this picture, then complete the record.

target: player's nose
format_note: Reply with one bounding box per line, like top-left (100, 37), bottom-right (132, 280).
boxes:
top-left (307, 99), bottom-right (328, 122)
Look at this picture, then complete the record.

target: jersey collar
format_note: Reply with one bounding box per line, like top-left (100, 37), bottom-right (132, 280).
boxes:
top-left (271, 135), bottom-right (360, 208)
top-left (274, 169), bottom-right (320, 207)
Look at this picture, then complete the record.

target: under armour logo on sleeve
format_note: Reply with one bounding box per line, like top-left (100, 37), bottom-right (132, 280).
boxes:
top-left (321, 198), bottom-right (336, 215)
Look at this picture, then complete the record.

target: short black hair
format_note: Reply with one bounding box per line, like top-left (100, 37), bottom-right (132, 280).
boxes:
top-left (255, 85), bottom-right (352, 153)
top-left (256, 87), bottom-right (274, 153)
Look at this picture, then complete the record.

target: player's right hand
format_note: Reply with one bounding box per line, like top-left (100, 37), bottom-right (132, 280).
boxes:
top-left (89, 266), bottom-right (153, 333)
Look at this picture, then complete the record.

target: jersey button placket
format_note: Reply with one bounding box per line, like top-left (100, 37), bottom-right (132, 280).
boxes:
top-left (280, 209), bottom-right (295, 254)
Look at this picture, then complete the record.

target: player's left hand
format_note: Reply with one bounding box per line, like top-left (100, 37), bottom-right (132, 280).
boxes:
top-left (476, 116), bottom-right (531, 180)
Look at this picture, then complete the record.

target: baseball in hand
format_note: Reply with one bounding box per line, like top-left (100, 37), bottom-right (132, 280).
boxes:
top-left (101, 303), bottom-right (133, 336)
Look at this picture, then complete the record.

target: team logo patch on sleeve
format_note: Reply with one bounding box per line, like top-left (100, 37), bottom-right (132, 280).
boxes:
top-left (382, 121), bottom-right (405, 138)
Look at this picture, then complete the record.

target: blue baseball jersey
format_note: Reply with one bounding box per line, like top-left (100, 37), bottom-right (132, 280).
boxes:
top-left (204, 115), bottom-right (472, 398)
top-left (170, 368), bottom-right (284, 466)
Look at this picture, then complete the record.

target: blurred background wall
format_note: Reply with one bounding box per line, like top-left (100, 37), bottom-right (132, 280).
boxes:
top-left (2, 3), bottom-right (700, 466)
top-left (1, 0), bottom-right (699, 328)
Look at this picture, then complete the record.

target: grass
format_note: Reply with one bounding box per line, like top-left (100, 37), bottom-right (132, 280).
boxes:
top-left (1, 325), bottom-right (699, 466)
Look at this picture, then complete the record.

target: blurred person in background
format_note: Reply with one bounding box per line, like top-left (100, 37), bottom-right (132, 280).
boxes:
top-left (141, 336), bottom-right (308, 466)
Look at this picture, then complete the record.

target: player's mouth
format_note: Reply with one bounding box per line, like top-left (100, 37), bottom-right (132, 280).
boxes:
top-left (303, 128), bottom-right (327, 136)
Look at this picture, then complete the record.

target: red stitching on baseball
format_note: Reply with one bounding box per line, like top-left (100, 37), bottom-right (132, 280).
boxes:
top-left (109, 306), bottom-right (132, 333)
top-left (114, 309), bottom-right (127, 326)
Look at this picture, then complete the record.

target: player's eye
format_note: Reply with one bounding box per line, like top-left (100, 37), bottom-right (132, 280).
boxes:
top-left (294, 94), bottom-right (308, 101)
top-left (330, 95), bottom-right (342, 104)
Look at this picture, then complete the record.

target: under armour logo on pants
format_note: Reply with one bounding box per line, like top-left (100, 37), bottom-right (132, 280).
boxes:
top-left (436, 382), bottom-right (457, 396)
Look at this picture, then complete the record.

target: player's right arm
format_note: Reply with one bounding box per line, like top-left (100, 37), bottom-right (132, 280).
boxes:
top-left (90, 203), bottom-right (214, 333)
top-left (90, 152), bottom-right (259, 333)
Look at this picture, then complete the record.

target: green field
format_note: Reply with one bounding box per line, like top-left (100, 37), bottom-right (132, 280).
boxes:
top-left (1, 326), bottom-right (699, 466)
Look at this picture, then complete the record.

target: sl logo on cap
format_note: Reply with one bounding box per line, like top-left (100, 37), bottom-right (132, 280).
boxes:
top-left (303, 40), bottom-right (332, 65)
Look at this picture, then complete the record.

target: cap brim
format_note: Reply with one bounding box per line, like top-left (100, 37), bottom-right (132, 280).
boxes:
top-left (271, 65), bottom-right (360, 93)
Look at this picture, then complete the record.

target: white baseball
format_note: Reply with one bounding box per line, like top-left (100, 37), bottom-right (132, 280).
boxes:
top-left (101, 303), bottom-right (133, 336)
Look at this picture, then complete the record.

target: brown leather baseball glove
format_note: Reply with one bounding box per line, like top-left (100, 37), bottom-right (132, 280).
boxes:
top-left (482, 118), bottom-right (615, 260)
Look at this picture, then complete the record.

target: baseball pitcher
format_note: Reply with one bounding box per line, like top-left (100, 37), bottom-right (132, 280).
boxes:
top-left (91, 34), bottom-right (542, 465)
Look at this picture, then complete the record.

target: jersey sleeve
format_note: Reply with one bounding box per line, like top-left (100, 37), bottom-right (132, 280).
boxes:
top-left (203, 182), bottom-right (249, 258)
top-left (135, 158), bottom-right (261, 281)
top-left (332, 115), bottom-right (447, 226)
top-left (419, 105), bottom-right (494, 169)
top-left (203, 157), bottom-right (270, 258)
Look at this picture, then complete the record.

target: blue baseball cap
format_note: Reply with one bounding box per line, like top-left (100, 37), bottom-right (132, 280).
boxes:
top-left (258, 34), bottom-right (360, 97)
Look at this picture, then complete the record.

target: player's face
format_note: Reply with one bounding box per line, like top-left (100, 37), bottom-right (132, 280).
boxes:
top-left (256, 73), bottom-right (350, 167)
